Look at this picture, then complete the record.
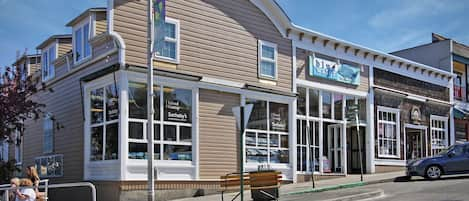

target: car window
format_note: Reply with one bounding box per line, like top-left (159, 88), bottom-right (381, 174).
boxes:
top-left (453, 145), bottom-right (464, 156)
top-left (465, 144), bottom-right (469, 154)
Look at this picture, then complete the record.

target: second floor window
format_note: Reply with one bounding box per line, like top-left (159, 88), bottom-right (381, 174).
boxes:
top-left (74, 22), bottom-right (92, 63)
top-left (155, 18), bottom-right (180, 62)
top-left (258, 40), bottom-right (278, 80)
top-left (42, 45), bottom-right (56, 82)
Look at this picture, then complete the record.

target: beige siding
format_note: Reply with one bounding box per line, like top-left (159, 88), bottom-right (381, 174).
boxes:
top-left (113, 0), bottom-right (293, 93)
top-left (29, 63), bottom-right (41, 75)
top-left (23, 53), bottom-right (119, 183)
top-left (199, 89), bottom-right (239, 179)
top-left (296, 48), bottom-right (369, 92)
top-left (58, 38), bottom-right (72, 58)
top-left (95, 12), bottom-right (107, 35)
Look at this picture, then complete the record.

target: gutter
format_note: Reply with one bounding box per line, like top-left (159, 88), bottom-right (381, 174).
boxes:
top-left (107, 0), bottom-right (125, 68)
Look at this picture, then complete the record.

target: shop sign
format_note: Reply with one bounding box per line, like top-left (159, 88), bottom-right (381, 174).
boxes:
top-left (308, 56), bottom-right (360, 85)
top-left (271, 112), bottom-right (287, 131)
top-left (165, 99), bottom-right (190, 122)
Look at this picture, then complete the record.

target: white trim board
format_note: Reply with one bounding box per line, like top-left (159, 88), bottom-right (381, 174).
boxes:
top-left (296, 79), bottom-right (368, 97)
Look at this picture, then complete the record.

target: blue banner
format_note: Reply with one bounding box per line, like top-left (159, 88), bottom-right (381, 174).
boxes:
top-left (308, 56), bottom-right (360, 85)
top-left (152, 0), bottom-right (166, 54)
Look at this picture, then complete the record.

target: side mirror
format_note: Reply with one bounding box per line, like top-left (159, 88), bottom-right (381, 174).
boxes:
top-left (448, 151), bottom-right (455, 158)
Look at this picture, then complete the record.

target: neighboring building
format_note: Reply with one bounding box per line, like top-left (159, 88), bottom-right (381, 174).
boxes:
top-left (16, 1), bottom-right (454, 201)
top-left (393, 33), bottom-right (469, 143)
top-left (12, 54), bottom-right (41, 81)
top-left (288, 27), bottom-right (452, 176)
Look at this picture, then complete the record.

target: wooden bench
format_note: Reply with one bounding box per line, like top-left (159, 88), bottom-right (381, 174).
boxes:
top-left (220, 171), bottom-right (282, 201)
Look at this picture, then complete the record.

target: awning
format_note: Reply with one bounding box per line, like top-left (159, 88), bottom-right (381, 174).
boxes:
top-left (454, 106), bottom-right (469, 120)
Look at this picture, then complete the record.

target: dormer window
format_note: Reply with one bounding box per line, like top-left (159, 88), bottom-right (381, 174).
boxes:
top-left (42, 44), bottom-right (56, 82)
top-left (73, 21), bottom-right (92, 63)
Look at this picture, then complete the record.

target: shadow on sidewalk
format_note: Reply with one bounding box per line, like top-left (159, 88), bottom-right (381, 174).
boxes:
top-left (394, 175), bottom-right (469, 183)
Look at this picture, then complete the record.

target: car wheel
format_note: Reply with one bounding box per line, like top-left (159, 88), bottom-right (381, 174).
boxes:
top-left (425, 165), bottom-right (442, 180)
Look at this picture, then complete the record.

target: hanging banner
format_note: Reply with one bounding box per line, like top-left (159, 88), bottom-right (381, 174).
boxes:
top-left (152, 0), bottom-right (166, 54)
top-left (308, 56), bottom-right (360, 85)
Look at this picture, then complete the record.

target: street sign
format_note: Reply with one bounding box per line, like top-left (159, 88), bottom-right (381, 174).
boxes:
top-left (232, 104), bottom-right (254, 130)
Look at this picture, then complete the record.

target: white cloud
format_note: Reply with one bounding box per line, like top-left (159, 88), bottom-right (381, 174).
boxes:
top-left (369, 0), bottom-right (466, 29)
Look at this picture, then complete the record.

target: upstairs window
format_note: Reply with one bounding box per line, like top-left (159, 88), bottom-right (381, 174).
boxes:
top-left (155, 18), bottom-right (180, 63)
top-left (42, 45), bottom-right (56, 82)
top-left (258, 40), bottom-right (278, 80)
top-left (74, 22), bottom-right (92, 63)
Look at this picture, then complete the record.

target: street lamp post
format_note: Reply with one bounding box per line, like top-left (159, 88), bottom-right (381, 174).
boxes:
top-left (147, 0), bottom-right (155, 201)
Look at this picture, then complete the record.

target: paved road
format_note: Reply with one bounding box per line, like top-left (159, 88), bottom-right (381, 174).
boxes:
top-left (374, 175), bottom-right (469, 201)
top-left (281, 175), bottom-right (469, 201)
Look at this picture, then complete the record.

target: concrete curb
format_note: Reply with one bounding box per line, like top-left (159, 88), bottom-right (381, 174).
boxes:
top-left (321, 189), bottom-right (384, 201)
top-left (286, 176), bottom-right (397, 196)
top-left (286, 182), bottom-right (366, 195)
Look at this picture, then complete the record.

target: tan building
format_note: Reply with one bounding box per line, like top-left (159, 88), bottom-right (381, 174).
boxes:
top-left (20, 1), bottom-right (295, 200)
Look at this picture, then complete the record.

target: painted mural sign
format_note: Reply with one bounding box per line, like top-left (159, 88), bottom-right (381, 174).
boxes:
top-left (308, 56), bottom-right (360, 85)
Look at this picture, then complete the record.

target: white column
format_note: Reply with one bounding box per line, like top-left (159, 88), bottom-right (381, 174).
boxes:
top-left (449, 42), bottom-right (456, 146)
top-left (193, 87), bottom-right (200, 179)
top-left (342, 121), bottom-right (347, 175)
top-left (318, 91), bottom-right (324, 174)
top-left (119, 70), bottom-right (129, 179)
top-left (367, 64), bottom-right (375, 173)
top-left (291, 98), bottom-right (297, 182)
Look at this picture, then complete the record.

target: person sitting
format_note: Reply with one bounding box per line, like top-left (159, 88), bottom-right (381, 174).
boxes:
top-left (15, 179), bottom-right (36, 201)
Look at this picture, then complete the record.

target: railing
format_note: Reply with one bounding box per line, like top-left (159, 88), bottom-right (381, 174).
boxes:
top-left (1, 180), bottom-right (96, 201)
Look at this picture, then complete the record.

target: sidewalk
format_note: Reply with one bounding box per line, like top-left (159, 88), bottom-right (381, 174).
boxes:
top-left (172, 171), bottom-right (405, 201)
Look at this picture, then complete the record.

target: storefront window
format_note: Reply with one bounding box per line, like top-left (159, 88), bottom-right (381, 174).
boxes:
top-left (297, 87), bottom-right (306, 116)
top-left (430, 116), bottom-right (448, 156)
top-left (322, 91), bottom-right (332, 119)
top-left (128, 82), bottom-right (192, 161)
top-left (246, 99), bottom-right (289, 164)
top-left (247, 99), bottom-right (268, 130)
top-left (377, 107), bottom-right (399, 158)
top-left (296, 120), bottom-right (319, 172)
top-left (309, 89), bottom-right (319, 117)
top-left (358, 98), bottom-right (366, 121)
top-left (334, 94), bottom-right (343, 120)
top-left (89, 83), bottom-right (119, 161)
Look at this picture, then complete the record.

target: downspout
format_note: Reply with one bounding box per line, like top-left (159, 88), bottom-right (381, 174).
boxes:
top-left (107, 0), bottom-right (126, 68)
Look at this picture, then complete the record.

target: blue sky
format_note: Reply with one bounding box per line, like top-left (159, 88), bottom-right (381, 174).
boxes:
top-left (1, 0), bottom-right (469, 69)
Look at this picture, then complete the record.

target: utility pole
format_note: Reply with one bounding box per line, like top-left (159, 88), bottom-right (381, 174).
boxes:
top-left (356, 112), bottom-right (364, 182)
top-left (240, 106), bottom-right (245, 201)
top-left (147, 0), bottom-right (155, 200)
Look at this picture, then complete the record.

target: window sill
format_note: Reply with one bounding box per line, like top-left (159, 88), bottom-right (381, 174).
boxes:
top-left (154, 55), bottom-right (179, 65)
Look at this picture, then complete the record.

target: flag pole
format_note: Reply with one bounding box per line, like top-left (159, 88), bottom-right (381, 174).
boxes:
top-left (147, 0), bottom-right (155, 201)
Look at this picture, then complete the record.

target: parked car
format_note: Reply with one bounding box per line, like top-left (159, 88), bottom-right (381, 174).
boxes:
top-left (406, 142), bottom-right (469, 180)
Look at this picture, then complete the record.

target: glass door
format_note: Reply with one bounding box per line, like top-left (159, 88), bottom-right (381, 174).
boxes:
top-left (327, 124), bottom-right (342, 173)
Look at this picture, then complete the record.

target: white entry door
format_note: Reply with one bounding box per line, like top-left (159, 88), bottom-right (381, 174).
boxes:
top-left (328, 124), bottom-right (343, 173)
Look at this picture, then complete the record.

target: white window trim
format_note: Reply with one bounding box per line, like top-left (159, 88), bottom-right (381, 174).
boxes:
top-left (244, 99), bottom-right (289, 165)
top-left (127, 81), bottom-right (194, 162)
top-left (377, 106), bottom-right (401, 159)
top-left (154, 17), bottom-right (180, 64)
top-left (430, 115), bottom-right (448, 155)
top-left (41, 42), bottom-right (58, 82)
top-left (73, 15), bottom-right (94, 65)
top-left (88, 83), bottom-right (120, 162)
top-left (258, 40), bottom-right (278, 80)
